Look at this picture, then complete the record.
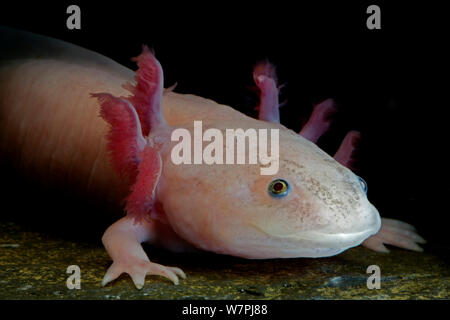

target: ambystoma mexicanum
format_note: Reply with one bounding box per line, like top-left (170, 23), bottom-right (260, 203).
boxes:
top-left (0, 27), bottom-right (425, 289)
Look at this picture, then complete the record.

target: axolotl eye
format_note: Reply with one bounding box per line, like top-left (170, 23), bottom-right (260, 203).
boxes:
top-left (358, 176), bottom-right (368, 194)
top-left (268, 179), bottom-right (290, 198)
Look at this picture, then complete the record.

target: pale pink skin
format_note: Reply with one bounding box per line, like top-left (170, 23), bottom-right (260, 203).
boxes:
top-left (0, 28), bottom-right (426, 289)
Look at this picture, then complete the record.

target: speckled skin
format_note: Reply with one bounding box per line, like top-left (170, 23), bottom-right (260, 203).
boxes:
top-left (157, 119), bottom-right (381, 259)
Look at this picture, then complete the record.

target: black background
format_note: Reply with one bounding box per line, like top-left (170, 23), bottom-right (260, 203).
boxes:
top-left (1, 1), bottom-right (449, 251)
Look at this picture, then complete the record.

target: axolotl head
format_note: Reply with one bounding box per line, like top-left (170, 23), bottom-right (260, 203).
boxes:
top-left (159, 126), bottom-right (382, 259)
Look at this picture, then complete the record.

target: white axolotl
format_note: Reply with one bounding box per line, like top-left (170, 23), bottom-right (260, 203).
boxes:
top-left (0, 27), bottom-right (425, 289)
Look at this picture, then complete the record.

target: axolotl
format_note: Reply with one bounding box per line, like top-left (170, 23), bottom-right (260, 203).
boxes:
top-left (0, 27), bottom-right (425, 289)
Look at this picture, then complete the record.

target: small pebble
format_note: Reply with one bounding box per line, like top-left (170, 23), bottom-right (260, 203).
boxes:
top-left (0, 244), bottom-right (20, 248)
top-left (18, 284), bottom-right (33, 291)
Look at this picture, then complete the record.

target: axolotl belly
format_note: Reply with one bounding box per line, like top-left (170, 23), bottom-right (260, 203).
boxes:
top-left (0, 27), bottom-right (425, 289)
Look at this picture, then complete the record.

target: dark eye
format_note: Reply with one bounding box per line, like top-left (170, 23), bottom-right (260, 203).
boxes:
top-left (268, 179), bottom-right (290, 198)
top-left (358, 176), bottom-right (368, 194)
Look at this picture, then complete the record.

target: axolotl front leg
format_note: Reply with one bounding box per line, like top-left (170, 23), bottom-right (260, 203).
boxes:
top-left (101, 216), bottom-right (185, 287)
top-left (252, 61), bottom-right (426, 253)
top-left (92, 48), bottom-right (188, 288)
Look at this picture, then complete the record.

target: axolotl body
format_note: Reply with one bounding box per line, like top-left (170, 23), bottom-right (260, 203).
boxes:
top-left (0, 27), bottom-right (425, 289)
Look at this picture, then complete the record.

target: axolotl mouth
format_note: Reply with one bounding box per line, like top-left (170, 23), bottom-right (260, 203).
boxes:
top-left (245, 204), bottom-right (382, 259)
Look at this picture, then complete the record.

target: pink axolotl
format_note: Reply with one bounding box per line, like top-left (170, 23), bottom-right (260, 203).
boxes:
top-left (0, 27), bottom-right (425, 289)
